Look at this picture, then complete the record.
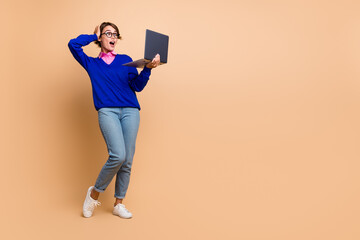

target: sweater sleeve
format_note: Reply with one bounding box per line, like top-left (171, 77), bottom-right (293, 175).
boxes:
top-left (128, 64), bottom-right (152, 92)
top-left (68, 34), bottom-right (98, 69)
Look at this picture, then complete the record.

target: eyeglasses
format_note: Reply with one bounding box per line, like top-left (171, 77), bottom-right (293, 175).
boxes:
top-left (101, 31), bottom-right (120, 38)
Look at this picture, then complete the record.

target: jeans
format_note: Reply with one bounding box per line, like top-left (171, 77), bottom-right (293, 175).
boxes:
top-left (94, 107), bottom-right (140, 199)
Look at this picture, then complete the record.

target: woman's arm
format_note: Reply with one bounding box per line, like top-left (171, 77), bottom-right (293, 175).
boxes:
top-left (128, 54), bottom-right (161, 92)
top-left (68, 33), bottom-right (98, 69)
top-left (128, 66), bottom-right (152, 92)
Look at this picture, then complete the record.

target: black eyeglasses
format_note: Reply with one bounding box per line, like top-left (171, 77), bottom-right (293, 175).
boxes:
top-left (101, 31), bottom-right (120, 38)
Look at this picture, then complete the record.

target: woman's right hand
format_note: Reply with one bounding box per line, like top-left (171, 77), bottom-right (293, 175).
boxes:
top-left (94, 24), bottom-right (101, 38)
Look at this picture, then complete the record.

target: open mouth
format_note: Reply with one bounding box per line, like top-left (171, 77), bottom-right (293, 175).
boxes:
top-left (110, 41), bottom-right (115, 46)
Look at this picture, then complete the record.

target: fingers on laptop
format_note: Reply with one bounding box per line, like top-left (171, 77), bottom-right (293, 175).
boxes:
top-left (153, 54), bottom-right (160, 67)
top-left (146, 54), bottom-right (161, 68)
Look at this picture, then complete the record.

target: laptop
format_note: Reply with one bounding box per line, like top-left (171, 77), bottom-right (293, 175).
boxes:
top-left (123, 29), bottom-right (169, 68)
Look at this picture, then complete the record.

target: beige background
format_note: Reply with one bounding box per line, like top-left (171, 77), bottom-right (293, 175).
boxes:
top-left (1, 0), bottom-right (360, 239)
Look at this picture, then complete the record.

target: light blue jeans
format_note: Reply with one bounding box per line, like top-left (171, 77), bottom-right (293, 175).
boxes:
top-left (94, 107), bottom-right (140, 199)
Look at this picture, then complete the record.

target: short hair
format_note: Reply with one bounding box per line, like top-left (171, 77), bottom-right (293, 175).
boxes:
top-left (94, 22), bottom-right (122, 48)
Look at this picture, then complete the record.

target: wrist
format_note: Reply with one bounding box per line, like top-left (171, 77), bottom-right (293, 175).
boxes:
top-left (143, 65), bottom-right (152, 71)
top-left (93, 33), bottom-right (99, 40)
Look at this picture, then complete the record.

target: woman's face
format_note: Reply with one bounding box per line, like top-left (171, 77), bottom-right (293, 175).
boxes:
top-left (99, 25), bottom-right (118, 53)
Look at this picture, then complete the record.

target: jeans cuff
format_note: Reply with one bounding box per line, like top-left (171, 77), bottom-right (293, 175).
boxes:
top-left (114, 194), bottom-right (125, 199)
top-left (94, 186), bottom-right (105, 193)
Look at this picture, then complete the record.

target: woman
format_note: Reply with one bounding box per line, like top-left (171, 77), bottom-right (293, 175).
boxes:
top-left (68, 22), bottom-right (160, 219)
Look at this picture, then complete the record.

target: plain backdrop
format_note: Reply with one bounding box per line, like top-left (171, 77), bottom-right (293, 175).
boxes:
top-left (1, 0), bottom-right (360, 239)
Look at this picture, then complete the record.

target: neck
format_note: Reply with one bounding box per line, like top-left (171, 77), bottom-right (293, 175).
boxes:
top-left (101, 48), bottom-right (111, 54)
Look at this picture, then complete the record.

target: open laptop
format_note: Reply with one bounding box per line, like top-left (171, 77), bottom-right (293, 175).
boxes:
top-left (123, 29), bottom-right (169, 68)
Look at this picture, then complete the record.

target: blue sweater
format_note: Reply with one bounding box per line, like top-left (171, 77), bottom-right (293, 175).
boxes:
top-left (68, 33), bottom-right (151, 111)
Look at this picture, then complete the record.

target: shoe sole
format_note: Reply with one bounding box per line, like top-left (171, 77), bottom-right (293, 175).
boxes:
top-left (112, 211), bottom-right (132, 219)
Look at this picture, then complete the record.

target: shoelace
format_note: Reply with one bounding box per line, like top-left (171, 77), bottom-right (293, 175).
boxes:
top-left (117, 204), bottom-right (130, 213)
top-left (88, 200), bottom-right (101, 211)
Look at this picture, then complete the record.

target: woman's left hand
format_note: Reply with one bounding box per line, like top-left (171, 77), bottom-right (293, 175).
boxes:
top-left (145, 54), bottom-right (160, 69)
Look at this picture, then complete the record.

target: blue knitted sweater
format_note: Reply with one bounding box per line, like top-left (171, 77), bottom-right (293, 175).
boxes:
top-left (68, 33), bottom-right (151, 111)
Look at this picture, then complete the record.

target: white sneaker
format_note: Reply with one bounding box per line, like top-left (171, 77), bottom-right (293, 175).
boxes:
top-left (113, 203), bottom-right (133, 219)
top-left (82, 186), bottom-right (101, 218)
